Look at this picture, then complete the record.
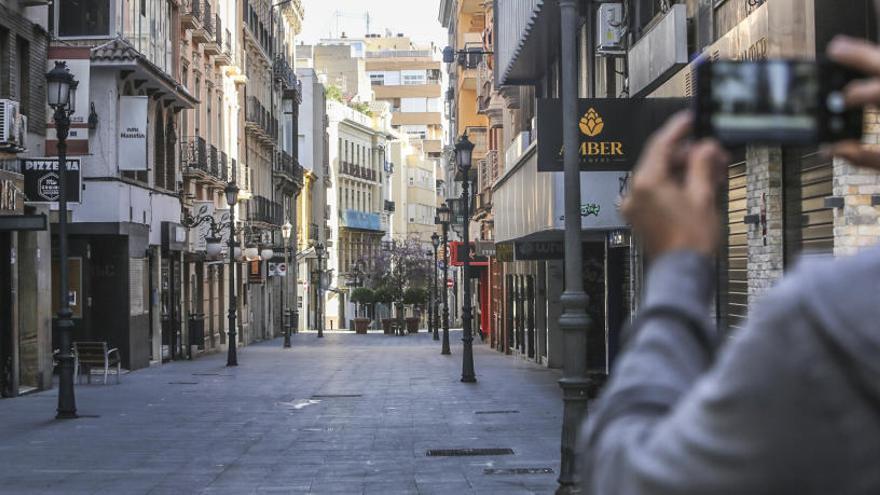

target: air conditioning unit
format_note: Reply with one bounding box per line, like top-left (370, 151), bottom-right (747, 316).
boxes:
top-left (596, 3), bottom-right (626, 55)
top-left (0, 99), bottom-right (27, 152)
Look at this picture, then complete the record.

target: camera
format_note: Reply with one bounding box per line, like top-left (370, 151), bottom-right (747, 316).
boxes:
top-left (695, 59), bottom-right (864, 145)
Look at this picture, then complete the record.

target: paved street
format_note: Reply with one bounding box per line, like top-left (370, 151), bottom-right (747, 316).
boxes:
top-left (0, 331), bottom-right (564, 494)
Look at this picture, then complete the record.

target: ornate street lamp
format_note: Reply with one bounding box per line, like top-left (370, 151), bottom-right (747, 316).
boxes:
top-left (282, 221), bottom-right (292, 348)
top-left (314, 242), bottom-right (325, 338)
top-left (431, 232), bottom-right (440, 342)
top-left (436, 204), bottom-right (452, 355)
top-left (455, 133), bottom-right (476, 383)
top-left (47, 61), bottom-right (78, 419)
top-left (225, 182), bottom-right (240, 367)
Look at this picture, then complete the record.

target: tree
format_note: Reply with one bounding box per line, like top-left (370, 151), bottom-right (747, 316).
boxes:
top-left (364, 238), bottom-right (432, 319)
top-left (350, 287), bottom-right (374, 318)
top-left (326, 84), bottom-right (343, 103)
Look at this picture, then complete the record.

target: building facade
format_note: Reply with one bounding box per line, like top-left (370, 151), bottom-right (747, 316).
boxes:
top-left (0, 0), bottom-right (54, 396)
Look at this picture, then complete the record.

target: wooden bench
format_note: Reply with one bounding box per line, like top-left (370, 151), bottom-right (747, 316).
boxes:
top-left (73, 342), bottom-right (121, 385)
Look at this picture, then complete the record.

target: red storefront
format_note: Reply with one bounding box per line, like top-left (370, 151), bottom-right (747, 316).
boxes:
top-left (449, 241), bottom-right (492, 341)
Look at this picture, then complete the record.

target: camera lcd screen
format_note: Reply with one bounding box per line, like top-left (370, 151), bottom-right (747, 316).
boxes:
top-left (708, 61), bottom-right (819, 144)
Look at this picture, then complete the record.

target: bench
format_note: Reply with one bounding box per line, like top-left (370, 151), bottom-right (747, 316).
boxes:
top-left (73, 342), bottom-right (121, 385)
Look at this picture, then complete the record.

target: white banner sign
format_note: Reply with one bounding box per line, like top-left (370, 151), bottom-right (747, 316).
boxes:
top-left (213, 208), bottom-right (231, 251)
top-left (191, 201), bottom-right (214, 252)
top-left (118, 96), bottom-right (148, 171)
top-left (268, 263), bottom-right (288, 277)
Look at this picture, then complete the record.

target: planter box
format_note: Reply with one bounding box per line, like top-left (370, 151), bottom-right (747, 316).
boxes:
top-left (382, 319), bottom-right (394, 335)
top-left (405, 317), bottom-right (420, 334)
top-left (353, 318), bottom-right (370, 334)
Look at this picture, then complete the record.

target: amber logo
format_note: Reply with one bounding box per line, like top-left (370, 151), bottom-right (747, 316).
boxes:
top-left (579, 108), bottom-right (604, 137)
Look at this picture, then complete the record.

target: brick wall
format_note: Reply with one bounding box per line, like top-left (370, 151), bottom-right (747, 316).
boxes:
top-left (746, 146), bottom-right (785, 299)
top-left (833, 111), bottom-right (880, 256)
top-left (0, 4), bottom-right (48, 134)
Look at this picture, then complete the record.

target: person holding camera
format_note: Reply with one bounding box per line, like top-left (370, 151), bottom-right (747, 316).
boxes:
top-left (579, 36), bottom-right (880, 494)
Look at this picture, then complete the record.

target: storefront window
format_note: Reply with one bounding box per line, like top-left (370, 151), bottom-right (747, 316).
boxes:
top-left (58, 0), bottom-right (111, 37)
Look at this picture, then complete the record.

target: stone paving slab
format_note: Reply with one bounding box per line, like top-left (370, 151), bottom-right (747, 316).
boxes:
top-left (0, 331), bottom-right (564, 494)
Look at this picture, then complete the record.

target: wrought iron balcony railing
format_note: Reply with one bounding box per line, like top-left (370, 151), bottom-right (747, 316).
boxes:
top-left (247, 195), bottom-right (283, 225)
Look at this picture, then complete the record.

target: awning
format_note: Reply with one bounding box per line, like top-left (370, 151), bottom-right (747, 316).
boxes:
top-left (495, 0), bottom-right (558, 86)
top-left (91, 38), bottom-right (197, 110)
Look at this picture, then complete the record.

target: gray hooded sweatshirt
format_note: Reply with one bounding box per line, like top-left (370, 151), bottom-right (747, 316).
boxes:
top-left (580, 248), bottom-right (880, 494)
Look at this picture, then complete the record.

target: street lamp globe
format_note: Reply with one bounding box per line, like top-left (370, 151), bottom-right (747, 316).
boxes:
top-left (206, 237), bottom-right (223, 257)
top-left (455, 132), bottom-right (474, 174)
top-left (244, 246), bottom-right (259, 260)
top-left (224, 182), bottom-right (240, 207)
top-left (67, 81), bottom-right (78, 114)
top-left (431, 232), bottom-right (440, 248)
top-left (282, 221), bottom-right (292, 240)
top-left (233, 246), bottom-right (242, 259)
top-left (260, 248), bottom-right (275, 261)
top-left (314, 242), bottom-right (325, 257)
top-left (46, 61), bottom-right (74, 109)
top-left (437, 203), bottom-right (451, 225)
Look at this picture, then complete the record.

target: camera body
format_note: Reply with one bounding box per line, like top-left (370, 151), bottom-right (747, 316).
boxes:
top-left (695, 59), bottom-right (864, 146)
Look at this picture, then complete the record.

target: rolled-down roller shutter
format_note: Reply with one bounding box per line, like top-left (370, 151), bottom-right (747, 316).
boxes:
top-left (784, 148), bottom-right (834, 266)
top-left (718, 157), bottom-right (748, 331)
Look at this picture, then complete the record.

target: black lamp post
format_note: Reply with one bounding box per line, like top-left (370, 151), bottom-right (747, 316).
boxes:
top-left (437, 205), bottom-right (452, 355)
top-left (314, 242), bottom-right (325, 338)
top-left (47, 61), bottom-right (78, 419)
top-left (225, 182), bottom-right (240, 366)
top-left (455, 133), bottom-right (476, 383)
top-left (431, 233), bottom-right (440, 341)
top-left (282, 220), bottom-right (292, 348)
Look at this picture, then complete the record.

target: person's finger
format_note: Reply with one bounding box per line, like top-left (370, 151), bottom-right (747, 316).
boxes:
top-left (637, 112), bottom-right (693, 184)
top-left (828, 35), bottom-right (880, 76)
top-left (829, 140), bottom-right (880, 170)
top-left (843, 79), bottom-right (880, 107)
top-left (685, 140), bottom-right (728, 207)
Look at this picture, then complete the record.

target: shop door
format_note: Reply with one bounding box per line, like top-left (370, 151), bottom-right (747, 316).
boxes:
top-left (505, 274), bottom-right (514, 353)
top-left (582, 243), bottom-right (606, 373)
top-left (718, 158), bottom-right (749, 331)
top-left (0, 233), bottom-right (12, 397)
top-left (160, 257), bottom-right (183, 360)
top-left (525, 275), bottom-right (535, 360)
top-left (784, 148), bottom-right (834, 266)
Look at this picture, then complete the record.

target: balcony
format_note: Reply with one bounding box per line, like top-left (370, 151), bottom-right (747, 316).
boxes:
top-left (273, 57), bottom-right (299, 92)
top-left (247, 195), bottom-right (283, 225)
top-left (181, 0), bottom-right (203, 30)
top-left (339, 161), bottom-right (376, 182)
top-left (219, 151), bottom-right (229, 182)
top-left (243, 0), bottom-right (274, 63)
top-left (181, 137), bottom-right (227, 184)
top-left (214, 27), bottom-right (233, 65)
top-left (476, 60), bottom-right (493, 114)
top-left (191, 1), bottom-right (214, 44)
top-left (274, 150), bottom-right (304, 190)
top-left (384, 200), bottom-right (395, 212)
top-left (245, 96), bottom-right (277, 143)
top-left (203, 14), bottom-right (222, 55)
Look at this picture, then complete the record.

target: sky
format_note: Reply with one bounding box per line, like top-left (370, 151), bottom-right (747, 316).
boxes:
top-left (299, 0), bottom-right (448, 48)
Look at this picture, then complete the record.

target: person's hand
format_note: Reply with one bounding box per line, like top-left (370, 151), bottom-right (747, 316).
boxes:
top-left (622, 112), bottom-right (729, 258)
top-left (827, 35), bottom-right (880, 169)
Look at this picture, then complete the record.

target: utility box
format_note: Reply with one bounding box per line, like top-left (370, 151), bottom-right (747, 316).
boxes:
top-left (596, 3), bottom-right (626, 55)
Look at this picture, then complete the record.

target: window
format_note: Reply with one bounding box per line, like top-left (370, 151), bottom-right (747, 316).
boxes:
top-left (401, 98), bottom-right (427, 113)
top-left (402, 70), bottom-right (426, 86)
top-left (58, 0), bottom-right (111, 37)
top-left (0, 28), bottom-right (8, 97)
top-left (369, 73), bottom-right (384, 86)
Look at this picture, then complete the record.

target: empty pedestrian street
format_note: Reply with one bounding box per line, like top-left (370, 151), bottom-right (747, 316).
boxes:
top-left (0, 332), bottom-right (562, 494)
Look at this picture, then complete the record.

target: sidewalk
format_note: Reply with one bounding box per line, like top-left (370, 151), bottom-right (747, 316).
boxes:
top-left (0, 330), bottom-right (564, 494)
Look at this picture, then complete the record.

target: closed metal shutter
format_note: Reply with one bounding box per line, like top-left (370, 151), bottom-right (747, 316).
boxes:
top-left (718, 159), bottom-right (749, 330)
top-left (784, 149), bottom-right (834, 265)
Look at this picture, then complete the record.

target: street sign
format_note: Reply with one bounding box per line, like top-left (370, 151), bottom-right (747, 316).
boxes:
top-left (21, 157), bottom-right (82, 204)
top-left (268, 262), bottom-right (288, 277)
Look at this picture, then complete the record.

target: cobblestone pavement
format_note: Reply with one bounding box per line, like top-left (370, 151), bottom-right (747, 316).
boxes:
top-left (0, 330), bottom-right (564, 494)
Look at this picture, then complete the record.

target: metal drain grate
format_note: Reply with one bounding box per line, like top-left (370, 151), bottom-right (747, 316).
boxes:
top-left (475, 410), bottom-right (520, 415)
top-left (77, 414), bottom-right (101, 419)
top-left (426, 448), bottom-right (514, 457)
top-left (484, 467), bottom-right (554, 475)
top-left (192, 373), bottom-right (220, 376)
top-left (168, 381), bottom-right (199, 385)
top-left (311, 394), bottom-right (362, 398)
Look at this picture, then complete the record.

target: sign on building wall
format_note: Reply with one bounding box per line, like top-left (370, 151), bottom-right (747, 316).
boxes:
top-left (118, 96), bottom-right (148, 171)
top-left (536, 98), bottom-right (688, 172)
top-left (213, 208), bottom-right (230, 249)
top-left (21, 157), bottom-right (82, 204)
top-left (190, 201), bottom-right (214, 252)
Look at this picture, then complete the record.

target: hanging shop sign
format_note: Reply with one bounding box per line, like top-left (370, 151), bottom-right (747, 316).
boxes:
top-left (249, 260), bottom-right (264, 284)
top-left (190, 201), bottom-right (214, 252)
top-left (268, 262), bottom-right (288, 277)
top-left (515, 241), bottom-right (564, 261)
top-left (450, 241), bottom-right (489, 267)
top-left (536, 98), bottom-right (688, 172)
top-left (21, 157), bottom-right (82, 204)
top-left (118, 96), bottom-right (149, 171)
top-left (474, 240), bottom-right (496, 258)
